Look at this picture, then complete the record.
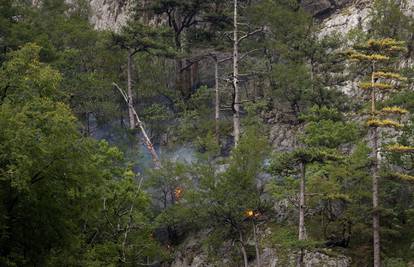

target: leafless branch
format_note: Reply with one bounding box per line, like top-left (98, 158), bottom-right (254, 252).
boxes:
top-left (238, 27), bottom-right (264, 43)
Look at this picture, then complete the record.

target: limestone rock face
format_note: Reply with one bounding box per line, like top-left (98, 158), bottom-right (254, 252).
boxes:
top-left (170, 230), bottom-right (352, 267)
top-left (319, 0), bottom-right (414, 37)
top-left (83, 0), bottom-right (413, 39)
top-left (86, 0), bottom-right (355, 31)
top-left (302, 251), bottom-right (351, 267)
top-left (318, 0), bottom-right (371, 38)
top-left (88, 0), bottom-right (131, 31)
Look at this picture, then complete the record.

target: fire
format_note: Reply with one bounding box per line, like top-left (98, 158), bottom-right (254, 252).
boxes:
top-left (244, 209), bottom-right (260, 218)
top-left (245, 209), bottom-right (254, 218)
top-left (174, 187), bottom-right (183, 200)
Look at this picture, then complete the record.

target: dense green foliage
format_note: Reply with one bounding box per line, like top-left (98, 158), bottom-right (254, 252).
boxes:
top-left (0, 43), bottom-right (164, 266)
top-left (1, 0), bottom-right (414, 266)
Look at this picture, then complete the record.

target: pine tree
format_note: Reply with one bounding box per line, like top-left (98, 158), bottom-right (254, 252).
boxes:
top-left (112, 21), bottom-right (173, 129)
top-left (348, 38), bottom-right (407, 266)
top-left (269, 105), bottom-right (358, 266)
top-left (191, 129), bottom-right (268, 266)
top-left (270, 146), bottom-right (341, 266)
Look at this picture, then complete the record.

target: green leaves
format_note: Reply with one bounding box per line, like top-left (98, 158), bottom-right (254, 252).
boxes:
top-left (0, 97), bottom-right (77, 191)
top-left (303, 120), bottom-right (359, 149)
top-left (0, 43), bottom-right (62, 104)
top-left (0, 44), bottom-right (166, 266)
top-left (300, 105), bottom-right (344, 122)
top-left (112, 21), bottom-right (174, 56)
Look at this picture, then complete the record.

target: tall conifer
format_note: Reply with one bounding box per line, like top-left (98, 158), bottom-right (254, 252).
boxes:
top-left (348, 38), bottom-right (407, 266)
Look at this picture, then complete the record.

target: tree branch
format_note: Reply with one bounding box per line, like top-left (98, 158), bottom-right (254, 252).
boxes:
top-left (238, 27), bottom-right (263, 43)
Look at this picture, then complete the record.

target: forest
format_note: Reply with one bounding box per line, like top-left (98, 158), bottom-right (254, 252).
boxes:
top-left (1, 0), bottom-right (414, 266)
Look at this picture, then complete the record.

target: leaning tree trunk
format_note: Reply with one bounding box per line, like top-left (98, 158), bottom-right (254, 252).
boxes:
top-left (233, 0), bottom-right (241, 146)
top-left (298, 162), bottom-right (306, 267)
top-left (127, 50), bottom-right (135, 129)
top-left (113, 83), bottom-right (161, 169)
top-left (371, 62), bottom-right (381, 267)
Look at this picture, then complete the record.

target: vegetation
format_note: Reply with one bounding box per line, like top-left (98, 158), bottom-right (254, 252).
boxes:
top-left (1, 0), bottom-right (414, 266)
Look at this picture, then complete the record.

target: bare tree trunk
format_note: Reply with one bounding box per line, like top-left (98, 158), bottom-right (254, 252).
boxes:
top-left (214, 57), bottom-right (220, 144)
top-left (239, 230), bottom-right (248, 267)
top-left (233, 0), bottom-right (241, 146)
top-left (113, 83), bottom-right (161, 169)
top-left (252, 221), bottom-right (261, 267)
top-left (298, 162), bottom-right (306, 267)
top-left (371, 62), bottom-right (381, 267)
top-left (127, 51), bottom-right (135, 129)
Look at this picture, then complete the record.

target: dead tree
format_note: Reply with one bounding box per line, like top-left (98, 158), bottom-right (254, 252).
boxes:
top-left (232, 0), bottom-right (263, 146)
top-left (113, 82), bottom-right (161, 169)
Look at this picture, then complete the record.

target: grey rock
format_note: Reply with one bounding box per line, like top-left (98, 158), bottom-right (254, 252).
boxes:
top-left (88, 0), bottom-right (131, 31)
top-left (302, 251), bottom-right (351, 267)
top-left (301, 0), bottom-right (352, 17)
top-left (302, 0), bottom-right (333, 16)
top-left (318, 1), bottom-right (371, 38)
top-left (171, 229), bottom-right (351, 267)
top-left (269, 122), bottom-right (300, 151)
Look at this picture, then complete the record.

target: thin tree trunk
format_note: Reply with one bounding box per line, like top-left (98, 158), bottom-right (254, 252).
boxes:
top-left (214, 57), bottom-right (220, 144)
top-left (233, 0), bottom-right (241, 146)
top-left (299, 162), bottom-right (306, 241)
top-left (252, 221), bottom-right (261, 267)
top-left (239, 230), bottom-right (248, 267)
top-left (127, 51), bottom-right (135, 129)
top-left (298, 162), bottom-right (306, 267)
top-left (372, 124), bottom-right (380, 267)
top-left (297, 250), bottom-right (305, 267)
top-left (371, 62), bottom-right (381, 267)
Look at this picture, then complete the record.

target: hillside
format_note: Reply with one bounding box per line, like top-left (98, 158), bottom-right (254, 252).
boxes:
top-left (1, 0), bottom-right (414, 266)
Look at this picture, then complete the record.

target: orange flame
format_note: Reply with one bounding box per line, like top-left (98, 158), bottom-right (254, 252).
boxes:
top-left (245, 209), bottom-right (254, 218)
top-left (245, 209), bottom-right (260, 218)
top-left (174, 187), bottom-right (183, 200)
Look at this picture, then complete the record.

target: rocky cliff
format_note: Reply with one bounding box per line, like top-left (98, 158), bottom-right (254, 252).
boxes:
top-left (170, 229), bottom-right (351, 267)
top-left (85, 0), bottom-right (414, 39)
top-left (85, 0), bottom-right (367, 33)
top-left (88, 0), bottom-right (131, 31)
